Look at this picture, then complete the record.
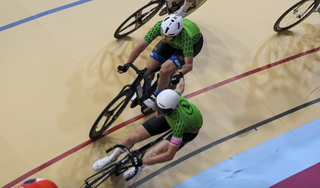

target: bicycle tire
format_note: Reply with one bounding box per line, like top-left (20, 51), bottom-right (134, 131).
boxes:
top-left (89, 89), bottom-right (133, 139)
top-left (82, 164), bottom-right (117, 188)
top-left (273, 0), bottom-right (319, 32)
top-left (114, 0), bottom-right (163, 39)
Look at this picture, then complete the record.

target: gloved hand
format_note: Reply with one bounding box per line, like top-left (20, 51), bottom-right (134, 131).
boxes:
top-left (131, 156), bottom-right (143, 167)
top-left (170, 71), bottom-right (184, 85)
top-left (117, 63), bottom-right (130, 73)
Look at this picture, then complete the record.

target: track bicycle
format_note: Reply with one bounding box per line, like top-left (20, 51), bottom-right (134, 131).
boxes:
top-left (114, 0), bottom-right (207, 39)
top-left (81, 130), bottom-right (173, 188)
top-left (273, 0), bottom-right (320, 32)
top-left (89, 63), bottom-right (160, 139)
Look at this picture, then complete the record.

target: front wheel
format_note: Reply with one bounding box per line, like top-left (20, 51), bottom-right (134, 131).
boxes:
top-left (82, 164), bottom-right (117, 188)
top-left (114, 0), bottom-right (163, 39)
top-left (89, 89), bottom-right (133, 139)
top-left (273, 0), bottom-right (319, 32)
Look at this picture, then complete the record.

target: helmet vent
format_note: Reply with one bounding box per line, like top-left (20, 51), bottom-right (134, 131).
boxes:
top-left (165, 27), bottom-right (169, 34)
top-left (164, 17), bottom-right (170, 22)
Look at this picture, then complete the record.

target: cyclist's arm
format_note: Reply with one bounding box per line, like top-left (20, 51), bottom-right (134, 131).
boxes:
top-left (126, 39), bottom-right (149, 64)
top-left (175, 77), bottom-right (185, 95)
top-left (179, 32), bottom-right (194, 75)
top-left (179, 56), bottom-right (193, 75)
top-left (142, 142), bottom-right (179, 165)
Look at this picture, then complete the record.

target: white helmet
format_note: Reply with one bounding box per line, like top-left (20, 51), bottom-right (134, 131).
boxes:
top-left (155, 89), bottom-right (180, 114)
top-left (161, 14), bottom-right (184, 37)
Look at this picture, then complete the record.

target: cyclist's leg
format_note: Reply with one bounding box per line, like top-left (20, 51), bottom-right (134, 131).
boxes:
top-left (143, 40), bottom-right (177, 108)
top-left (93, 118), bottom-right (169, 171)
top-left (92, 125), bottom-right (152, 171)
top-left (174, 0), bottom-right (194, 17)
top-left (146, 131), bottom-right (199, 162)
top-left (123, 117), bottom-right (171, 179)
top-left (149, 40), bottom-right (181, 93)
top-left (145, 40), bottom-right (171, 84)
top-left (158, 59), bottom-right (179, 90)
top-left (111, 116), bottom-right (170, 155)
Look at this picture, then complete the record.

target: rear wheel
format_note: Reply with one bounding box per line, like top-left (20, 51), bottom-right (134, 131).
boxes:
top-left (114, 0), bottom-right (163, 39)
top-left (89, 89), bottom-right (133, 139)
top-left (274, 0), bottom-right (318, 32)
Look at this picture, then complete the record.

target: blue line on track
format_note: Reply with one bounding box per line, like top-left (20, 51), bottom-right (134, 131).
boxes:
top-left (0, 0), bottom-right (93, 32)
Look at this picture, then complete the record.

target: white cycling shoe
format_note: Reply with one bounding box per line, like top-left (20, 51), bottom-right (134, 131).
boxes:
top-left (92, 156), bottom-right (115, 171)
top-left (123, 167), bottom-right (143, 181)
top-left (174, 8), bottom-right (187, 17)
top-left (143, 94), bottom-right (156, 109)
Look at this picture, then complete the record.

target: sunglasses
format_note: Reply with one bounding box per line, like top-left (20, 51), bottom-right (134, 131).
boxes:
top-left (161, 32), bottom-right (174, 40)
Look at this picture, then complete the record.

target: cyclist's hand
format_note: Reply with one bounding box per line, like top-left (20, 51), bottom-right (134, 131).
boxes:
top-left (131, 156), bottom-right (143, 167)
top-left (170, 71), bottom-right (184, 85)
top-left (117, 63), bottom-right (130, 74)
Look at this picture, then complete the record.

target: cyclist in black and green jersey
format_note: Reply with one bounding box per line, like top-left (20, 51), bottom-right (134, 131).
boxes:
top-left (118, 13), bottom-right (203, 109)
top-left (93, 77), bottom-right (203, 180)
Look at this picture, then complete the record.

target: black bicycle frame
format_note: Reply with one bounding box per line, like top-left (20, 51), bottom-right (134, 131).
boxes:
top-left (83, 129), bottom-right (172, 187)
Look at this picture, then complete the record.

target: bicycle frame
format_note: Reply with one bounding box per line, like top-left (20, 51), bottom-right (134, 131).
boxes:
top-left (120, 63), bottom-right (160, 111)
top-left (83, 130), bottom-right (173, 187)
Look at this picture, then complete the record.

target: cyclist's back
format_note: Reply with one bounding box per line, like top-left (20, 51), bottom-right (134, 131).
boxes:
top-left (145, 18), bottom-right (202, 56)
top-left (165, 91), bottom-right (203, 137)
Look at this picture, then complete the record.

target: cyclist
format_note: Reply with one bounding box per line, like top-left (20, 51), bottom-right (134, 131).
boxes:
top-left (92, 77), bottom-right (203, 180)
top-left (117, 13), bottom-right (203, 109)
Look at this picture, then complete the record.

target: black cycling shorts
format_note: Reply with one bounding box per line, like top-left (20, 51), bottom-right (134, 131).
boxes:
top-left (150, 34), bottom-right (204, 69)
top-left (142, 116), bottom-right (199, 150)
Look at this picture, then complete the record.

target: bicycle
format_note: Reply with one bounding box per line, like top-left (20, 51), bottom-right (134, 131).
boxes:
top-left (81, 130), bottom-right (173, 188)
top-left (273, 0), bottom-right (320, 32)
top-left (89, 63), bottom-right (161, 139)
top-left (114, 0), bottom-right (207, 39)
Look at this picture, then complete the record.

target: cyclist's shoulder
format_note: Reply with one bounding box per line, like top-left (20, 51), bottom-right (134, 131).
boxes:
top-left (145, 20), bottom-right (162, 42)
top-left (147, 20), bottom-right (162, 32)
top-left (183, 18), bottom-right (199, 27)
top-left (153, 20), bottom-right (163, 28)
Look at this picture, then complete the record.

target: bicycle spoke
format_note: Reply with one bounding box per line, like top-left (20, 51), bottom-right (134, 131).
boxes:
top-left (118, 8), bottom-right (158, 33)
top-left (277, 1), bottom-right (316, 29)
top-left (89, 89), bottom-right (132, 139)
top-left (114, 1), bottom-right (162, 38)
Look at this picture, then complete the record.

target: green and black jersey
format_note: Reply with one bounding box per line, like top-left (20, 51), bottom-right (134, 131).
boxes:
top-left (165, 91), bottom-right (203, 145)
top-left (144, 18), bottom-right (202, 57)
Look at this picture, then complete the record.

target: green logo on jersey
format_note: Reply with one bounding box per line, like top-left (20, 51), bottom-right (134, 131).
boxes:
top-left (180, 100), bottom-right (193, 115)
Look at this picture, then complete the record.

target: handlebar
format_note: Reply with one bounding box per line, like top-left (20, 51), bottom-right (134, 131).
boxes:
top-left (128, 63), bottom-right (140, 73)
top-left (106, 144), bottom-right (131, 154)
top-left (128, 63), bottom-right (161, 77)
top-left (106, 144), bottom-right (140, 181)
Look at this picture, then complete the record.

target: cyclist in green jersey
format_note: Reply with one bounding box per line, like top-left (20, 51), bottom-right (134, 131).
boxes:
top-left (92, 77), bottom-right (203, 180)
top-left (118, 13), bottom-right (203, 109)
